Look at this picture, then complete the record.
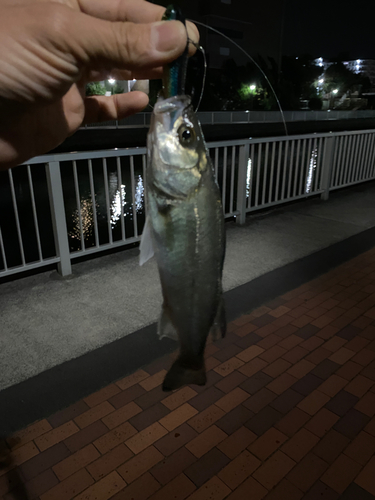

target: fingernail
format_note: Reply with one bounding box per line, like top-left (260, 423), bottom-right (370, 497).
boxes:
top-left (153, 20), bottom-right (186, 53)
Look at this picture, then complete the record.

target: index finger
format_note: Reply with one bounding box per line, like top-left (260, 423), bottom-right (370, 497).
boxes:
top-left (77, 0), bottom-right (164, 23)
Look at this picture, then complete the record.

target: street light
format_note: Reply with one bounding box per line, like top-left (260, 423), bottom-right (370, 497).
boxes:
top-left (332, 89), bottom-right (338, 94)
top-left (108, 78), bottom-right (116, 94)
top-left (249, 84), bottom-right (256, 91)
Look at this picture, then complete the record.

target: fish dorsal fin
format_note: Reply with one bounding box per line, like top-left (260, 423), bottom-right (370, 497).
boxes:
top-left (139, 215), bottom-right (154, 266)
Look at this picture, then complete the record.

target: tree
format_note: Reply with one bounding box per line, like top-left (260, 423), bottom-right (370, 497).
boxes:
top-left (85, 82), bottom-right (106, 96)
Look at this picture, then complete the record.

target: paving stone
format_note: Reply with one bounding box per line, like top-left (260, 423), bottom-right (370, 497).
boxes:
top-left (215, 405), bottom-right (254, 435)
top-left (184, 448), bottom-right (230, 487)
top-left (303, 481), bottom-right (339, 500)
top-left (325, 390), bottom-right (359, 416)
top-left (245, 406), bottom-right (283, 436)
top-left (292, 374), bottom-right (324, 396)
top-left (311, 360), bottom-right (340, 380)
top-left (333, 409), bottom-right (371, 439)
top-left (239, 372), bottom-right (273, 395)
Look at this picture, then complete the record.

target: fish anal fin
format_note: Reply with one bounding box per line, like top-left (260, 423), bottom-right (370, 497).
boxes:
top-left (158, 305), bottom-right (178, 341)
top-left (139, 215), bottom-right (154, 266)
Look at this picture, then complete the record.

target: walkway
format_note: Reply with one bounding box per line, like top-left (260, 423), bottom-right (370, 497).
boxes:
top-left (1, 232), bottom-right (375, 498)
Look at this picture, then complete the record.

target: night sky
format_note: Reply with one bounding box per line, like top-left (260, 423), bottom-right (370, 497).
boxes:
top-left (283, 0), bottom-right (375, 60)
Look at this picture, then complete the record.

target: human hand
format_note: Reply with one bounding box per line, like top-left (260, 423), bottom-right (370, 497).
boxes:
top-left (0, 0), bottom-right (199, 170)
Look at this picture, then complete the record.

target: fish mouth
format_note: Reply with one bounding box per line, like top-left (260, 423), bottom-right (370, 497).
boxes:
top-left (154, 95), bottom-right (192, 116)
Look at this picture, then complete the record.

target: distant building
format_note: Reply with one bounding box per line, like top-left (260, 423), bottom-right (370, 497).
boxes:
top-left (313, 57), bottom-right (333, 71)
top-left (344, 59), bottom-right (375, 87)
top-left (313, 57), bottom-right (375, 88)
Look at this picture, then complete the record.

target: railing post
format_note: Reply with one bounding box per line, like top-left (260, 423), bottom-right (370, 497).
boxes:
top-left (320, 135), bottom-right (336, 201)
top-left (45, 161), bottom-right (72, 276)
top-left (236, 142), bottom-right (250, 224)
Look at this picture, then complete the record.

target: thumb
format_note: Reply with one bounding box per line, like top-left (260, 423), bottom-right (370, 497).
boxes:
top-left (61, 10), bottom-right (189, 72)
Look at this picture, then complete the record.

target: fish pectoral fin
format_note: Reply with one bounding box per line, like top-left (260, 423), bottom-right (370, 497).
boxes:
top-left (209, 296), bottom-right (227, 341)
top-left (158, 306), bottom-right (178, 341)
top-left (162, 358), bottom-right (206, 392)
top-left (139, 215), bottom-right (154, 266)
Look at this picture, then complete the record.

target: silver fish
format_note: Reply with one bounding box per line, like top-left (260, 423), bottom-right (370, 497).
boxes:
top-left (140, 94), bottom-right (226, 391)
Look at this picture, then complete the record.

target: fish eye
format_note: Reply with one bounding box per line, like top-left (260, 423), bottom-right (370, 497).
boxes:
top-left (178, 124), bottom-right (196, 147)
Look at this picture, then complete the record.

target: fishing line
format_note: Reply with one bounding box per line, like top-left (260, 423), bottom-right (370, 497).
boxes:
top-left (188, 19), bottom-right (288, 136)
top-left (187, 38), bottom-right (207, 113)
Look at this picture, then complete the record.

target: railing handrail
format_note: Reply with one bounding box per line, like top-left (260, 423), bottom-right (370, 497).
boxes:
top-left (23, 129), bottom-right (375, 166)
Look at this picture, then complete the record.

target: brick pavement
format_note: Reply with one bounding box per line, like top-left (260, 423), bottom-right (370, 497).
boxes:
top-left (1, 246), bottom-right (375, 499)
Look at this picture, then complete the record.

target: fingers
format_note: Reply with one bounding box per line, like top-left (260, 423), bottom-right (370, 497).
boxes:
top-left (77, 0), bottom-right (165, 23)
top-left (76, 0), bottom-right (199, 48)
top-left (76, 0), bottom-right (198, 57)
top-left (64, 11), bottom-right (190, 72)
top-left (83, 91), bottom-right (149, 124)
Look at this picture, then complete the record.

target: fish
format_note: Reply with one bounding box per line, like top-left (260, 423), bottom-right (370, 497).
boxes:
top-left (140, 5), bottom-right (226, 392)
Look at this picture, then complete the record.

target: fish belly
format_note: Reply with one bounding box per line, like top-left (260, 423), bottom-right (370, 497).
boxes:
top-left (149, 176), bottom-right (225, 390)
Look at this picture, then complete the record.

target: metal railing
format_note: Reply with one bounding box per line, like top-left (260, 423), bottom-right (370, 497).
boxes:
top-left (83, 109), bottom-right (375, 129)
top-left (1, 129), bottom-right (375, 278)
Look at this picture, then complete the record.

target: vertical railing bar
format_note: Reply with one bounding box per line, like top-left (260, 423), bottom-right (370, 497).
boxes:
top-left (281, 141), bottom-right (289, 199)
top-left (330, 135), bottom-right (339, 188)
top-left (320, 135), bottom-right (335, 200)
top-left (229, 146), bottom-right (236, 214)
top-left (248, 143), bottom-right (255, 208)
top-left (275, 141), bottom-right (282, 201)
top-left (255, 143), bottom-right (262, 206)
top-left (313, 137), bottom-right (321, 192)
top-left (342, 135), bottom-right (352, 185)
top-left (130, 156), bottom-right (138, 238)
top-left (287, 140), bottom-right (295, 198)
top-left (293, 139), bottom-right (300, 197)
top-left (358, 134), bottom-right (368, 181)
top-left (304, 138), bottom-right (312, 193)
top-left (45, 161), bottom-right (72, 275)
top-left (366, 133), bottom-right (375, 178)
top-left (0, 226), bottom-right (8, 271)
top-left (368, 133), bottom-right (375, 178)
top-left (117, 157), bottom-right (126, 240)
top-left (355, 134), bottom-right (364, 181)
top-left (338, 136), bottom-right (346, 186)
top-left (262, 143), bottom-right (269, 205)
top-left (350, 134), bottom-right (360, 183)
top-left (102, 158), bottom-right (113, 244)
top-left (336, 136), bottom-right (344, 186)
top-left (88, 159), bottom-right (99, 247)
top-left (8, 169), bottom-right (26, 265)
top-left (27, 165), bottom-right (43, 261)
top-left (299, 139), bottom-right (306, 194)
top-left (214, 147), bottom-right (219, 180)
top-left (360, 133), bottom-right (370, 180)
top-left (269, 142), bottom-right (276, 202)
top-left (72, 160), bottom-right (85, 251)
top-left (236, 143), bottom-right (249, 223)
top-left (222, 146), bottom-right (227, 210)
top-left (352, 135), bottom-right (359, 183)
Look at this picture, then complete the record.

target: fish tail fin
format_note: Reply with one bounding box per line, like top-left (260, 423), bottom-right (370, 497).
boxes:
top-left (162, 357), bottom-right (206, 392)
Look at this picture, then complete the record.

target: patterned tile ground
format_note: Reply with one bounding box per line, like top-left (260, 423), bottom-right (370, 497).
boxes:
top-left (1, 247), bottom-right (375, 499)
